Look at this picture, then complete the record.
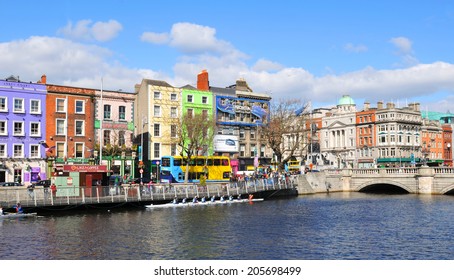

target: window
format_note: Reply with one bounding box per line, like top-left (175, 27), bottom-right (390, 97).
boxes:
top-left (30, 122), bottom-right (40, 137)
top-left (75, 100), bottom-right (85, 114)
top-left (103, 130), bottom-right (110, 145)
top-left (250, 144), bottom-right (256, 157)
top-left (75, 120), bottom-right (84, 136)
top-left (75, 143), bottom-right (83, 158)
top-left (240, 145), bottom-right (245, 157)
top-left (0, 120), bottom-right (7, 135)
top-left (154, 92), bottom-right (161, 99)
top-left (56, 142), bottom-right (65, 158)
top-left (104, 104), bottom-right (111, 119)
top-left (154, 143), bottom-right (160, 158)
top-left (119, 106), bottom-right (126, 120)
top-left (239, 129), bottom-right (245, 139)
top-left (30, 145), bottom-right (39, 158)
top-left (171, 125), bottom-right (177, 138)
top-left (154, 105), bottom-right (161, 117)
top-left (260, 146), bottom-right (265, 157)
top-left (119, 131), bottom-right (125, 146)
top-left (0, 144), bottom-right (5, 157)
top-left (171, 93), bottom-right (177, 101)
top-left (13, 144), bottom-right (23, 158)
top-left (56, 98), bottom-right (66, 112)
top-left (0, 97), bottom-right (6, 112)
top-left (56, 119), bottom-right (66, 135)
top-left (13, 122), bottom-right (24, 136)
top-left (171, 144), bottom-right (177, 156)
top-left (202, 96), bottom-right (208, 104)
top-left (154, 123), bottom-right (160, 137)
top-left (250, 129), bottom-right (255, 139)
top-left (13, 98), bottom-right (24, 113)
top-left (202, 109), bottom-right (208, 120)
top-left (187, 108), bottom-right (193, 118)
top-left (30, 99), bottom-right (41, 114)
top-left (187, 95), bottom-right (193, 103)
top-left (171, 107), bottom-right (177, 118)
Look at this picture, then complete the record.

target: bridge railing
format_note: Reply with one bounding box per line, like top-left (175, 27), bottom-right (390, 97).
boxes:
top-left (0, 177), bottom-right (298, 209)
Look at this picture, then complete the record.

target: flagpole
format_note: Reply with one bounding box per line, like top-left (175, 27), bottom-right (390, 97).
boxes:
top-left (100, 77), bottom-right (103, 165)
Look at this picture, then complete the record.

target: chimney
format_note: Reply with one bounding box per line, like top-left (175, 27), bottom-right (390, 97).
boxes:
top-left (39, 74), bottom-right (47, 84)
top-left (197, 70), bottom-right (209, 91)
top-left (364, 102), bottom-right (370, 111)
top-left (377, 101), bottom-right (383, 109)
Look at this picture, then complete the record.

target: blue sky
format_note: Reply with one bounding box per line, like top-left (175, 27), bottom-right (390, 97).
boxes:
top-left (2, 0), bottom-right (454, 112)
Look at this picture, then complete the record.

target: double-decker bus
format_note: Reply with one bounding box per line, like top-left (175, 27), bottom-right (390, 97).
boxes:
top-left (286, 160), bottom-right (301, 173)
top-left (160, 155), bottom-right (231, 183)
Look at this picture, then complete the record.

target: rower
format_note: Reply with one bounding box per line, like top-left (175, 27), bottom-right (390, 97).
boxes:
top-left (220, 196), bottom-right (225, 202)
top-left (210, 195), bottom-right (216, 202)
top-left (192, 196), bottom-right (198, 203)
top-left (172, 197), bottom-right (178, 204)
top-left (201, 196), bottom-right (206, 203)
top-left (182, 197), bottom-right (187, 204)
top-left (229, 195), bottom-right (234, 201)
top-left (237, 194), bottom-right (242, 201)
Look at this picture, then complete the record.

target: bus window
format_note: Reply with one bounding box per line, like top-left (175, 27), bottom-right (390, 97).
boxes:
top-left (196, 158), bottom-right (205, 166)
top-left (206, 159), bottom-right (213, 166)
top-left (189, 159), bottom-right (196, 166)
top-left (222, 159), bottom-right (229, 166)
top-left (161, 158), bottom-right (171, 167)
top-left (174, 158), bottom-right (182, 166)
top-left (213, 159), bottom-right (220, 166)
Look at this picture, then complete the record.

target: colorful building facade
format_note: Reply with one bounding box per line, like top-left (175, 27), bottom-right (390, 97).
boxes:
top-left (0, 76), bottom-right (47, 184)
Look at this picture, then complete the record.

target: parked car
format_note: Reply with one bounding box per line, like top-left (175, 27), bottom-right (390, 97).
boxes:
top-left (32, 179), bottom-right (52, 188)
top-left (0, 182), bottom-right (23, 187)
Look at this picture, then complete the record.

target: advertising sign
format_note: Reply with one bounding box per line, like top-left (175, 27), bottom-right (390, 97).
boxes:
top-left (213, 135), bottom-right (239, 153)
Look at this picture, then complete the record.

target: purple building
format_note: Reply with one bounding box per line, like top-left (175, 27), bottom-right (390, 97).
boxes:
top-left (0, 75), bottom-right (47, 184)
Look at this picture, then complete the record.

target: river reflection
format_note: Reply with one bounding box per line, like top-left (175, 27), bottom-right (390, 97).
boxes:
top-left (1, 192), bottom-right (454, 260)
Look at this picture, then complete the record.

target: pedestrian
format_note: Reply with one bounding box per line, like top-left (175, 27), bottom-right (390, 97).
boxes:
top-left (51, 183), bottom-right (57, 197)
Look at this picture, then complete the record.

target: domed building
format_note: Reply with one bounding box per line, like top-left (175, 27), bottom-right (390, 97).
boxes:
top-left (336, 94), bottom-right (356, 113)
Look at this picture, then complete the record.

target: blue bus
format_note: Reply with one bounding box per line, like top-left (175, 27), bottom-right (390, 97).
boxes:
top-left (160, 155), bottom-right (231, 183)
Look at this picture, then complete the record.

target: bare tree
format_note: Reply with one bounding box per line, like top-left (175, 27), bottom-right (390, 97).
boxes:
top-left (176, 111), bottom-right (216, 183)
top-left (261, 99), bottom-right (309, 171)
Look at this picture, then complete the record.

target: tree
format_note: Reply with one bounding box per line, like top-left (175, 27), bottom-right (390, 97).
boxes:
top-left (176, 111), bottom-right (216, 183)
top-left (261, 99), bottom-right (309, 171)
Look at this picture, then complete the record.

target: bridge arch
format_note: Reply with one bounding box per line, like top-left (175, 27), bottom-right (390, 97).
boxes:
top-left (439, 184), bottom-right (454, 195)
top-left (355, 179), bottom-right (412, 193)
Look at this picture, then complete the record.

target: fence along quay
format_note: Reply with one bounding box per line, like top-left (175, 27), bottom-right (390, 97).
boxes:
top-left (0, 177), bottom-right (299, 212)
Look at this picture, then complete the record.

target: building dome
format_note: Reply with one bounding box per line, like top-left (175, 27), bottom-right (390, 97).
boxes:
top-left (338, 95), bottom-right (355, 106)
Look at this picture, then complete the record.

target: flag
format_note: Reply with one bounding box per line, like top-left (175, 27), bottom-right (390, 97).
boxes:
top-left (45, 146), bottom-right (55, 152)
top-left (85, 147), bottom-right (94, 152)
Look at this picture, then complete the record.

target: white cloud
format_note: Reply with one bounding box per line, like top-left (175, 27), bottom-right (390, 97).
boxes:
top-left (142, 22), bottom-right (247, 59)
top-left (390, 36), bottom-right (418, 67)
top-left (344, 43), bottom-right (368, 53)
top-left (140, 32), bottom-right (170, 44)
top-left (58, 19), bottom-right (122, 42)
top-left (252, 59), bottom-right (284, 72)
top-left (390, 37), bottom-right (413, 54)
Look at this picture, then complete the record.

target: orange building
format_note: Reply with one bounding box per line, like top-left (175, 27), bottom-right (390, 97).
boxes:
top-left (39, 75), bottom-right (96, 165)
top-left (356, 102), bottom-right (376, 168)
top-left (442, 124), bottom-right (452, 166)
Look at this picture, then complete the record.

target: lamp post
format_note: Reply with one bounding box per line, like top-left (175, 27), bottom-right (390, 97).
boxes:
top-left (140, 116), bottom-right (148, 184)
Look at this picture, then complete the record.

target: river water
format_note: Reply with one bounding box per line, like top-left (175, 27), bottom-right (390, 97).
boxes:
top-left (1, 192), bottom-right (454, 260)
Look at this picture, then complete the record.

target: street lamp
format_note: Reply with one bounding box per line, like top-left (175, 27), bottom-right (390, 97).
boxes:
top-left (140, 116), bottom-right (148, 184)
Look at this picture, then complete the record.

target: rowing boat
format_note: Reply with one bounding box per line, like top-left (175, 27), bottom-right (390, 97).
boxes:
top-left (0, 213), bottom-right (38, 219)
top-left (146, 198), bottom-right (264, 209)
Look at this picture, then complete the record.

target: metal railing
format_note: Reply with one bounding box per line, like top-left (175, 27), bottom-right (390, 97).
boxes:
top-left (0, 177), bottom-right (298, 209)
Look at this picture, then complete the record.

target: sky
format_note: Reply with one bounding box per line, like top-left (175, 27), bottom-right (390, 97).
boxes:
top-left (1, 0), bottom-right (454, 112)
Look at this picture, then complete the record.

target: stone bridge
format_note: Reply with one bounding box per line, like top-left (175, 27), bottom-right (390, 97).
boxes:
top-left (296, 167), bottom-right (454, 195)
